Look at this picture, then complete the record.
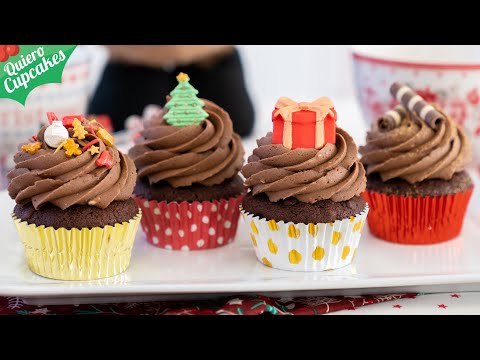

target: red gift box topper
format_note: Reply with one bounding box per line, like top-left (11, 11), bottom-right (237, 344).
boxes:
top-left (272, 97), bottom-right (337, 150)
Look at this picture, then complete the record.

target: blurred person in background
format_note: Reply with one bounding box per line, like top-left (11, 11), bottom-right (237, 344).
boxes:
top-left (87, 45), bottom-right (255, 136)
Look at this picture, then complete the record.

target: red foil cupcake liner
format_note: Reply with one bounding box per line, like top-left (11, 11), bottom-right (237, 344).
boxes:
top-left (134, 194), bottom-right (244, 251)
top-left (362, 188), bottom-right (473, 244)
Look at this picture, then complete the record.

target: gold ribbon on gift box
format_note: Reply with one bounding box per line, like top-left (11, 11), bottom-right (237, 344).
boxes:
top-left (275, 97), bottom-right (335, 149)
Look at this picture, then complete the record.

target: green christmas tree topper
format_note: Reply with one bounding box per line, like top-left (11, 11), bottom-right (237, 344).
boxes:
top-left (164, 72), bottom-right (209, 126)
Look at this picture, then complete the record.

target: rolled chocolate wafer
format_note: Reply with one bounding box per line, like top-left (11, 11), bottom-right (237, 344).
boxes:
top-left (376, 105), bottom-right (407, 130)
top-left (390, 82), bottom-right (445, 128)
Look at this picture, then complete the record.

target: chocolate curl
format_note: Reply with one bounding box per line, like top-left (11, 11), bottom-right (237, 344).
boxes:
top-left (376, 105), bottom-right (407, 130)
top-left (390, 82), bottom-right (445, 128)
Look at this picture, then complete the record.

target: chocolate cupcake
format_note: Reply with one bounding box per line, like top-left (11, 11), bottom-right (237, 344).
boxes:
top-left (129, 73), bottom-right (245, 251)
top-left (359, 82), bottom-right (474, 244)
top-left (9, 113), bottom-right (141, 280)
top-left (241, 96), bottom-right (369, 272)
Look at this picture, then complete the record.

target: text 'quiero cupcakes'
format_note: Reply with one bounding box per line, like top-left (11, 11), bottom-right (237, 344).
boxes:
top-left (241, 96), bottom-right (369, 272)
top-left (129, 73), bottom-right (245, 251)
top-left (360, 82), bottom-right (474, 244)
top-left (8, 113), bottom-right (141, 280)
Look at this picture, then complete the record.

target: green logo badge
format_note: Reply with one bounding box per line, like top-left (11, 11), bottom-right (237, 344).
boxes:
top-left (0, 45), bottom-right (77, 105)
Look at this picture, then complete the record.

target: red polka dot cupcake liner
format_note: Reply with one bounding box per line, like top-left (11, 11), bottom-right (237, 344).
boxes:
top-left (362, 188), bottom-right (473, 244)
top-left (134, 194), bottom-right (244, 251)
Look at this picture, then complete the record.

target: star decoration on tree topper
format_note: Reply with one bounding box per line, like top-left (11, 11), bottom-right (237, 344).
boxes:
top-left (177, 72), bottom-right (189, 82)
top-left (164, 72), bottom-right (209, 127)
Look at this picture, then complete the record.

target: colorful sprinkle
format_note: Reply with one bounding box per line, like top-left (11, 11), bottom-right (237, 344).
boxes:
top-left (96, 128), bottom-right (114, 147)
top-left (63, 138), bottom-right (82, 157)
top-left (96, 151), bottom-right (113, 169)
top-left (87, 145), bottom-right (100, 155)
top-left (81, 138), bottom-right (100, 152)
top-left (54, 140), bottom-right (67, 153)
top-left (21, 142), bottom-right (42, 155)
top-left (72, 119), bottom-right (88, 140)
top-left (46, 112), bottom-right (58, 124)
top-left (62, 115), bottom-right (84, 127)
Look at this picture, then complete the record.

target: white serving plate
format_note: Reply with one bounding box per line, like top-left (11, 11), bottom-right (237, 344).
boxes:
top-left (2, 98), bottom-right (480, 305)
top-left (1, 171), bottom-right (480, 305)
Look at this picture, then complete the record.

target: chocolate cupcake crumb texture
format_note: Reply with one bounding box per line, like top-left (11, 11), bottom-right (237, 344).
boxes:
top-left (14, 198), bottom-right (139, 230)
top-left (242, 192), bottom-right (366, 224)
top-left (134, 174), bottom-right (245, 203)
top-left (366, 171), bottom-right (473, 197)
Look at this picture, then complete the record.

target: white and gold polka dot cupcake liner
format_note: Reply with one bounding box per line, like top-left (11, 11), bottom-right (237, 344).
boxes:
top-left (241, 205), bottom-right (369, 272)
top-left (135, 194), bottom-right (244, 251)
top-left (12, 211), bottom-right (142, 281)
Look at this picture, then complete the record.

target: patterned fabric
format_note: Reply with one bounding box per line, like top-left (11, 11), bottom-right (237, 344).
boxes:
top-left (0, 294), bottom-right (416, 315)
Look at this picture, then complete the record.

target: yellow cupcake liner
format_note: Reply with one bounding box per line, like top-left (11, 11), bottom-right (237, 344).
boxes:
top-left (12, 210), bottom-right (142, 281)
top-left (241, 205), bottom-right (369, 272)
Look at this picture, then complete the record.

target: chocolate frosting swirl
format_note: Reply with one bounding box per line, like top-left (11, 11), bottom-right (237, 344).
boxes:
top-left (241, 128), bottom-right (367, 203)
top-left (129, 99), bottom-right (245, 187)
top-left (8, 120), bottom-right (137, 210)
top-left (359, 107), bottom-right (472, 184)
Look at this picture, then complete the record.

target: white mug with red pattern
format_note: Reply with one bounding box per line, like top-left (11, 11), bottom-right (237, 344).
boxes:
top-left (352, 45), bottom-right (480, 170)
